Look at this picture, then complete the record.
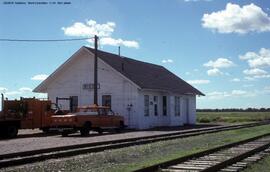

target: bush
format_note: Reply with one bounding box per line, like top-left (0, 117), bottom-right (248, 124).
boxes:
top-left (198, 118), bottom-right (211, 123)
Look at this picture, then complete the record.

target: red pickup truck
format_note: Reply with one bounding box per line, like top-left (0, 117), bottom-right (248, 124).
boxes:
top-left (51, 105), bottom-right (125, 136)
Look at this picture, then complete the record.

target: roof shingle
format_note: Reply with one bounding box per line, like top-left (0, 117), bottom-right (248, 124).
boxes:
top-left (85, 47), bottom-right (204, 96)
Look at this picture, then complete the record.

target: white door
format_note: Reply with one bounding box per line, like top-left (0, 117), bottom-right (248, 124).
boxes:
top-left (124, 82), bottom-right (133, 127)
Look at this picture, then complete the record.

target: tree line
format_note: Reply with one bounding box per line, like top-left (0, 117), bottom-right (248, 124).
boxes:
top-left (197, 108), bottom-right (270, 112)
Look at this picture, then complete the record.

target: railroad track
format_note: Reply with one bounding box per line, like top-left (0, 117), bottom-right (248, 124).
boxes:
top-left (134, 133), bottom-right (270, 172)
top-left (0, 121), bottom-right (269, 169)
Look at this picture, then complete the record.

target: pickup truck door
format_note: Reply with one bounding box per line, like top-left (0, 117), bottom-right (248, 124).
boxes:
top-left (99, 114), bottom-right (113, 128)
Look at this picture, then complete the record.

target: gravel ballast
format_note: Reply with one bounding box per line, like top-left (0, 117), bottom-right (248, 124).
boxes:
top-left (0, 125), bottom-right (215, 155)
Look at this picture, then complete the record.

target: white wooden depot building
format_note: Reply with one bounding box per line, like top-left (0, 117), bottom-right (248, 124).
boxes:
top-left (34, 46), bottom-right (204, 129)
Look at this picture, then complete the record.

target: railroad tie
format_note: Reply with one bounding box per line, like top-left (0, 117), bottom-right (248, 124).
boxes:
top-left (161, 135), bottom-right (270, 172)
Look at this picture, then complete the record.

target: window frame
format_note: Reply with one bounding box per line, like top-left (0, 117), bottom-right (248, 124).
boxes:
top-left (102, 95), bottom-right (112, 110)
top-left (144, 95), bottom-right (150, 116)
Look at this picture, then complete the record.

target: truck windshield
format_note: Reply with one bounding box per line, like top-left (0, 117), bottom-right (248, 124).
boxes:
top-left (107, 110), bottom-right (114, 115)
top-left (98, 108), bottom-right (109, 115)
top-left (51, 103), bottom-right (59, 111)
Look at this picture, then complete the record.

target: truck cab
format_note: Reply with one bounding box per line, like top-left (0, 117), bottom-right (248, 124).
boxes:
top-left (51, 105), bottom-right (125, 136)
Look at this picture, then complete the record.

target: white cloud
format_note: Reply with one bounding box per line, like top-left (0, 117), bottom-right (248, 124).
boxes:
top-left (187, 79), bottom-right (210, 85)
top-left (31, 74), bottom-right (48, 81)
top-left (253, 74), bottom-right (270, 78)
top-left (206, 89), bottom-right (256, 99)
top-left (5, 87), bottom-right (32, 96)
top-left (5, 91), bottom-right (22, 96)
top-left (62, 19), bottom-right (139, 48)
top-left (207, 91), bottom-right (230, 99)
top-left (202, 3), bottom-right (270, 34)
top-left (243, 68), bottom-right (270, 79)
top-left (19, 87), bottom-right (32, 92)
top-left (62, 20), bottom-right (115, 37)
top-left (99, 37), bottom-right (139, 48)
top-left (204, 58), bottom-right (235, 68)
top-left (0, 87), bottom-right (8, 93)
top-left (162, 59), bottom-right (174, 63)
top-left (207, 68), bottom-right (223, 76)
top-left (1, 87), bottom-right (47, 99)
top-left (239, 48), bottom-right (270, 68)
top-left (243, 68), bottom-right (268, 75)
top-left (231, 78), bottom-right (240, 82)
top-left (239, 52), bottom-right (260, 60)
top-left (240, 48), bottom-right (270, 80)
top-left (204, 58), bottom-right (234, 76)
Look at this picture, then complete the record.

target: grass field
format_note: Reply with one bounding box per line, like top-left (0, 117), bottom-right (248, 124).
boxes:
top-left (197, 111), bottom-right (270, 123)
top-left (3, 124), bottom-right (270, 172)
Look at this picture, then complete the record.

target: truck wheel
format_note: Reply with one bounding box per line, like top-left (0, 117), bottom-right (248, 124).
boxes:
top-left (115, 121), bottom-right (125, 133)
top-left (6, 125), bottom-right (18, 138)
top-left (0, 127), bottom-right (4, 138)
top-left (80, 122), bottom-right (91, 136)
top-left (120, 121), bottom-right (125, 129)
top-left (97, 128), bottom-right (103, 134)
top-left (80, 128), bottom-right (89, 136)
top-left (41, 128), bottom-right (50, 134)
top-left (61, 131), bottom-right (69, 137)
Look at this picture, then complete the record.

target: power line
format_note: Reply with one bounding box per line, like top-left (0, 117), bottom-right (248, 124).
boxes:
top-left (0, 37), bottom-right (94, 42)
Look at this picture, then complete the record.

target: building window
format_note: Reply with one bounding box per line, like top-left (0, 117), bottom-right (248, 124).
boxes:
top-left (70, 96), bottom-right (78, 112)
top-left (144, 95), bottom-right (149, 116)
top-left (162, 96), bottom-right (167, 116)
top-left (102, 95), bottom-right (112, 109)
top-left (175, 96), bottom-right (180, 116)
top-left (153, 96), bottom-right (158, 116)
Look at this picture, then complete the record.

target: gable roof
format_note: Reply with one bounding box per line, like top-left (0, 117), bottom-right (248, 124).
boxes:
top-left (84, 47), bottom-right (204, 96)
top-left (34, 46), bottom-right (204, 96)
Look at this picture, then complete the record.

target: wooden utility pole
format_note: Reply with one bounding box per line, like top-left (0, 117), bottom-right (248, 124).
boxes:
top-left (94, 35), bottom-right (98, 105)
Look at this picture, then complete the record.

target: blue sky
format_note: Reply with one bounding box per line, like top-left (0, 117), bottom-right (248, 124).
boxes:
top-left (0, 0), bottom-right (270, 108)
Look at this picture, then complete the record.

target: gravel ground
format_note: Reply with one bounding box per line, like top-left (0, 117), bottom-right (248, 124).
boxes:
top-left (0, 124), bottom-right (217, 155)
top-left (2, 124), bottom-right (269, 172)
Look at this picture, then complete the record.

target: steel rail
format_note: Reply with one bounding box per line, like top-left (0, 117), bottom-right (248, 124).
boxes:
top-left (134, 132), bottom-right (270, 172)
top-left (0, 121), bottom-right (269, 169)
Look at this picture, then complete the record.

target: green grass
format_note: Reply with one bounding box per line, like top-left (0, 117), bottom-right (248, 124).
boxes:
top-left (197, 111), bottom-right (270, 123)
top-left (242, 155), bottom-right (270, 172)
top-left (3, 124), bottom-right (270, 172)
